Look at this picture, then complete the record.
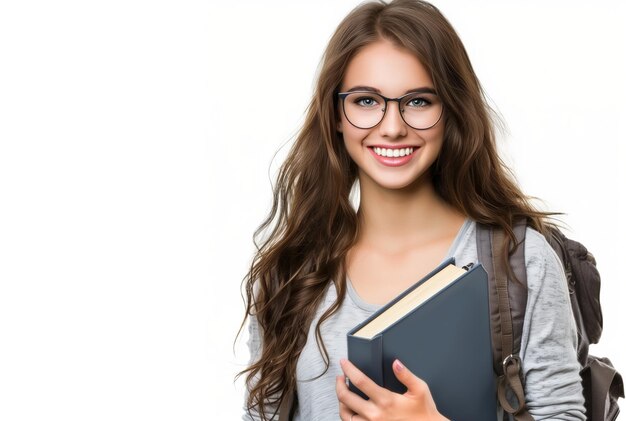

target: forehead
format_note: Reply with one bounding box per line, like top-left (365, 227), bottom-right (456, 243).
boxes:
top-left (340, 39), bottom-right (434, 95)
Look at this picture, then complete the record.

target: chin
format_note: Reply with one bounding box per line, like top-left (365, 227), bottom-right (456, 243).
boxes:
top-left (368, 173), bottom-right (427, 191)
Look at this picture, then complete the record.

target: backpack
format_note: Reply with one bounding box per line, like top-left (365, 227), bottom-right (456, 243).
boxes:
top-left (477, 220), bottom-right (624, 421)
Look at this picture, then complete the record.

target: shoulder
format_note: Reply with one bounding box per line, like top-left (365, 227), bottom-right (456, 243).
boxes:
top-left (523, 226), bottom-right (570, 299)
top-left (524, 227), bottom-right (569, 307)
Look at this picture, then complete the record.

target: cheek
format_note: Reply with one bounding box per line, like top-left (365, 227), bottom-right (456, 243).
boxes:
top-left (428, 135), bottom-right (445, 159)
top-left (341, 122), bottom-right (367, 147)
top-left (342, 132), bottom-right (369, 165)
top-left (425, 121), bottom-right (445, 150)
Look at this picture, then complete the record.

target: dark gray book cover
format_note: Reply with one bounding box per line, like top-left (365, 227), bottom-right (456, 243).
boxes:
top-left (346, 258), bottom-right (497, 421)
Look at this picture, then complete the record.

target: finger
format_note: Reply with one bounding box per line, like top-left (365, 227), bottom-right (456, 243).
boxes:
top-left (392, 359), bottom-right (429, 397)
top-left (338, 402), bottom-right (350, 421)
top-left (336, 375), bottom-right (350, 413)
top-left (339, 410), bottom-right (360, 421)
top-left (339, 358), bottom-right (390, 405)
top-left (335, 373), bottom-right (372, 416)
top-left (337, 400), bottom-right (354, 421)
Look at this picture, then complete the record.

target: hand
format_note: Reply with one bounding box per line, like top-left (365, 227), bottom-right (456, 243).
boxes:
top-left (335, 358), bottom-right (449, 421)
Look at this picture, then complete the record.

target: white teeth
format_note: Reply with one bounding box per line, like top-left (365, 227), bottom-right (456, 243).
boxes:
top-left (373, 147), bottom-right (414, 157)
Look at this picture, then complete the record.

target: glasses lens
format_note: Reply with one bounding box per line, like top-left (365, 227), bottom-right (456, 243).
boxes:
top-left (400, 93), bottom-right (442, 129)
top-left (343, 92), bottom-right (386, 129)
top-left (343, 92), bottom-right (443, 129)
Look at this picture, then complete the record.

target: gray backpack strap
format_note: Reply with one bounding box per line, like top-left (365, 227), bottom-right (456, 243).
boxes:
top-left (477, 220), bottom-right (533, 421)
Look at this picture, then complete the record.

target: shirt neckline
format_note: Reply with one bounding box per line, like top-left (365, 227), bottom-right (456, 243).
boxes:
top-left (346, 217), bottom-right (473, 311)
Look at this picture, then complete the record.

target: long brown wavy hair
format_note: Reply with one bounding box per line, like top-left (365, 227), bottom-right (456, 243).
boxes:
top-left (236, 0), bottom-right (561, 419)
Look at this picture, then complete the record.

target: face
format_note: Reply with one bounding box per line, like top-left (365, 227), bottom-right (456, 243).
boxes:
top-left (337, 39), bottom-right (445, 191)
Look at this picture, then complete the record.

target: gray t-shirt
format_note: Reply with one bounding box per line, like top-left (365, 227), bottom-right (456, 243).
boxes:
top-left (243, 218), bottom-right (586, 420)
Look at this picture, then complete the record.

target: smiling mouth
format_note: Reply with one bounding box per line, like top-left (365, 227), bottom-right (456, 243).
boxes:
top-left (368, 146), bottom-right (418, 157)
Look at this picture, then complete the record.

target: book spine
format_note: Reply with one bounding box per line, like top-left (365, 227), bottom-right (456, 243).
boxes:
top-left (347, 334), bottom-right (383, 400)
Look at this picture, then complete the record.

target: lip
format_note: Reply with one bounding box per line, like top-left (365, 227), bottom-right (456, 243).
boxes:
top-left (367, 144), bottom-right (418, 149)
top-left (367, 145), bottom-right (419, 167)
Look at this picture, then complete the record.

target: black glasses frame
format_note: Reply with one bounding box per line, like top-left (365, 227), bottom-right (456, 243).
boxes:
top-left (336, 90), bottom-right (444, 130)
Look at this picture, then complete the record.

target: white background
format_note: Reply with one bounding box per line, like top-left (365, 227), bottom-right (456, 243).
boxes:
top-left (0, 1), bottom-right (624, 420)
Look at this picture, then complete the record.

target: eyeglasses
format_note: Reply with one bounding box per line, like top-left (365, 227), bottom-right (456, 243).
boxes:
top-left (337, 90), bottom-right (444, 130)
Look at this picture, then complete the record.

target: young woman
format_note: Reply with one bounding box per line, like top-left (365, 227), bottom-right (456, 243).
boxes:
top-left (238, 0), bottom-right (585, 420)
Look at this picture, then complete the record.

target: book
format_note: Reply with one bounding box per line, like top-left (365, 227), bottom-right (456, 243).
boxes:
top-left (346, 257), bottom-right (497, 421)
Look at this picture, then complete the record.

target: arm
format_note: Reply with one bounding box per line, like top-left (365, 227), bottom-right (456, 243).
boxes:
top-left (520, 230), bottom-right (586, 420)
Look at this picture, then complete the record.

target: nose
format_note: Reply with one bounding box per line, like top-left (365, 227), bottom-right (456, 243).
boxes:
top-left (378, 99), bottom-right (407, 138)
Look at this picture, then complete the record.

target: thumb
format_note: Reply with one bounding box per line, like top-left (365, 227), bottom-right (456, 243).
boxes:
top-left (392, 359), bottom-right (429, 396)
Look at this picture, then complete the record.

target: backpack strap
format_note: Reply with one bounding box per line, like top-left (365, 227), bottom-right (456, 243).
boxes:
top-left (477, 220), bottom-right (534, 421)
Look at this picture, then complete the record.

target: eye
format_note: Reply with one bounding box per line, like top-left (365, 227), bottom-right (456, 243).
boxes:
top-left (406, 97), bottom-right (431, 108)
top-left (353, 96), bottom-right (380, 107)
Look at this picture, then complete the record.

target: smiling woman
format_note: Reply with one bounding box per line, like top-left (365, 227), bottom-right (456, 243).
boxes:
top-left (232, 1), bottom-right (615, 420)
top-left (337, 39), bottom-right (447, 191)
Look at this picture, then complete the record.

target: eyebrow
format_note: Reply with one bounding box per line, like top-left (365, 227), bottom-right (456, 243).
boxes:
top-left (344, 85), bottom-right (437, 95)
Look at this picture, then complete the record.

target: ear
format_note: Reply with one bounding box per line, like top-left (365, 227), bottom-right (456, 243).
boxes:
top-left (336, 120), bottom-right (343, 133)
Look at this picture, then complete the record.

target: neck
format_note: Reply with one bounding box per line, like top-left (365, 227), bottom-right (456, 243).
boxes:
top-left (355, 171), bottom-right (464, 253)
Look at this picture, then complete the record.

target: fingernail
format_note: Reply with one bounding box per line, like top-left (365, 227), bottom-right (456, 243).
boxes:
top-left (394, 359), bottom-right (404, 371)
top-left (340, 358), bottom-right (347, 366)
